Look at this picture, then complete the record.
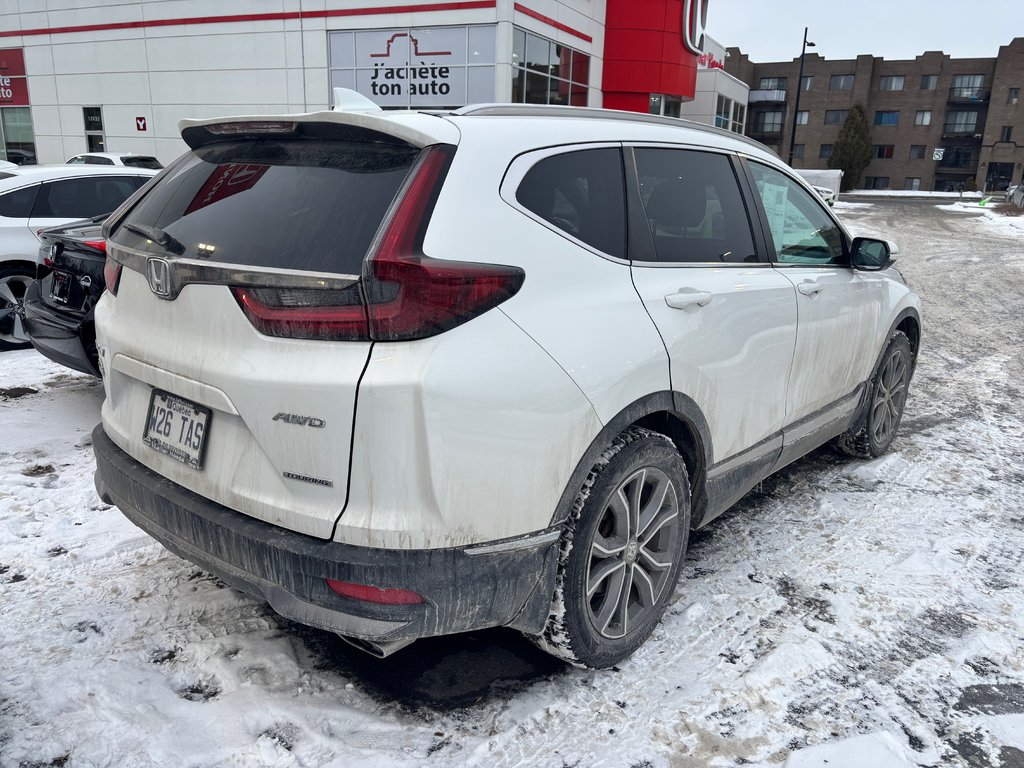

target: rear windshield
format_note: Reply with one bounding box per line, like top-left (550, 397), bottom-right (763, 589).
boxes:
top-left (110, 140), bottom-right (418, 275)
top-left (121, 156), bottom-right (163, 169)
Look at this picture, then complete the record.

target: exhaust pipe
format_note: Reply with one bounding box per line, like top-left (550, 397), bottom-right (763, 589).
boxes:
top-left (339, 635), bottom-right (416, 658)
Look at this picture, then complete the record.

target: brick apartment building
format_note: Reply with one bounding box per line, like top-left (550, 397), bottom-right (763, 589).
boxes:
top-left (725, 38), bottom-right (1024, 193)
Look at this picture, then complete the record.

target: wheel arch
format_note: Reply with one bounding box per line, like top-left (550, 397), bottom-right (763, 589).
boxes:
top-left (548, 391), bottom-right (713, 531)
top-left (0, 258), bottom-right (37, 275)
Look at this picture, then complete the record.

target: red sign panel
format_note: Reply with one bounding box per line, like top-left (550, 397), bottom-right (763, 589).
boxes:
top-left (0, 76), bottom-right (29, 106)
top-left (0, 48), bottom-right (26, 77)
top-left (136, 116), bottom-right (147, 131)
top-left (184, 163), bottom-right (270, 215)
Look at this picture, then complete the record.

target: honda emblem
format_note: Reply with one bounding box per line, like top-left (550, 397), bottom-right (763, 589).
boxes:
top-left (147, 258), bottom-right (172, 298)
top-left (682, 0), bottom-right (709, 56)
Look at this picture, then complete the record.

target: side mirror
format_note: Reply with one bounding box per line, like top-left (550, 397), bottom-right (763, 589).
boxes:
top-left (851, 237), bottom-right (898, 271)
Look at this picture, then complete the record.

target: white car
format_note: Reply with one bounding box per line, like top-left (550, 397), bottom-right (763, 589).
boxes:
top-left (92, 101), bottom-right (921, 668)
top-left (66, 152), bottom-right (163, 170)
top-left (0, 165), bottom-right (158, 350)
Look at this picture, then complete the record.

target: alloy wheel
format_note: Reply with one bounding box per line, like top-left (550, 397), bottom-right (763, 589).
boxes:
top-left (870, 345), bottom-right (909, 446)
top-left (586, 467), bottom-right (681, 639)
top-left (0, 272), bottom-right (33, 346)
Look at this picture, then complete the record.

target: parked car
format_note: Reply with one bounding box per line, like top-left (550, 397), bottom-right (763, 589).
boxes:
top-left (23, 216), bottom-right (107, 376)
top-left (0, 164), bottom-right (157, 350)
top-left (1005, 184), bottom-right (1023, 207)
top-left (66, 152), bottom-right (163, 170)
top-left (811, 185), bottom-right (837, 206)
top-left (92, 100), bottom-right (921, 669)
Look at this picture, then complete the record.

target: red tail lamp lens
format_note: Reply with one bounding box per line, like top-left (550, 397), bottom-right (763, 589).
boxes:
top-left (103, 258), bottom-right (122, 295)
top-left (232, 286), bottom-right (370, 341)
top-left (82, 239), bottom-right (107, 252)
top-left (326, 579), bottom-right (424, 606)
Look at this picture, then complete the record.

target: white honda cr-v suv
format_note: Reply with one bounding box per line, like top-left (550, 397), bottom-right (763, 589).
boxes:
top-left (92, 96), bottom-right (920, 669)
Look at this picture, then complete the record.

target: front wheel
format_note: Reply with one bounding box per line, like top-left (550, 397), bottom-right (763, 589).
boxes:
top-left (837, 330), bottom-right (914, 458)
top-left (0, 266), bottom-right (34, 351)
top-left (534, 427), bottom-right (691, 668)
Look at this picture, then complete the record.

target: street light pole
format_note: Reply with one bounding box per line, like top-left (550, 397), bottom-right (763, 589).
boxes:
top-left (787, 27), bottom-right (815, 167)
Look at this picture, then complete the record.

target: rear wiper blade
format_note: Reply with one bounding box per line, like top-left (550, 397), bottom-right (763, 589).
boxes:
top-left (122, 222), bottom-right (186, 256)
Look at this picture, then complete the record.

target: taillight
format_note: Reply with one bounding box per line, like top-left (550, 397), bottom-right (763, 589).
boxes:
top-left (325, 578), bottom-right (424, 606)
top-left (232, 144), bottom-right (524, 343)
top-left (103, 258), bottom-right (122, 295)
top-left (83, 239), bottom-right (107, 252)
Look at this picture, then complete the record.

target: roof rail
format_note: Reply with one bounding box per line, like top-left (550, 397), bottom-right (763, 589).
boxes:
top-left (451, 104), bottom-right (775, 156)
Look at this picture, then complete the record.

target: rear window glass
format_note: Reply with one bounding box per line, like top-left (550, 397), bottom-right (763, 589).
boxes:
top-left (109, 140), bottom-right (418, 275)
top-left (121, 156), bottom-right (163, 169)
top-left (0, 184), bottom-right (38, 218)
top-left (31, 176), bottom-right (139, 218)
top-left (516, 148), bottom-right (626, 260)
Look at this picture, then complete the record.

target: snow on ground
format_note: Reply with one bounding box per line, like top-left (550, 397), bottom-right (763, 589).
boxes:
top-left (845, 190), bottom-right (985, 200)
top-left (2, 201), bottom-right (1024, 768)
top-left (935, 202), bottom-right (1024, 238)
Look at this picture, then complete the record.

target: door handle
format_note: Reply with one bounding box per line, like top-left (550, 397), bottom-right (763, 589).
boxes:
top-left (797, 280), bottom-right (823, 297)
top-left (665, 289), bottom-right (713, 310)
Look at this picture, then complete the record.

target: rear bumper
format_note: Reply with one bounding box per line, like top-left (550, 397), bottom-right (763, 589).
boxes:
top-left (92, 424), bottom-right (559, 643)
top-left (23, 281), bottom-right (98, 377)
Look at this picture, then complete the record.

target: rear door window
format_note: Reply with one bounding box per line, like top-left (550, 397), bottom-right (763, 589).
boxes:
top-left (0, 184), bottom-right (39, 218)
top-left (32, 176), bottom-right (140, 218)
top-left (516, 147), bottom-right (626, 260)
top-left (121, 156), bottom-right (163, 170)
top-left (633, 148), bottom-right (758, 263)
top-left (109, 140), bottom-right (418, 275)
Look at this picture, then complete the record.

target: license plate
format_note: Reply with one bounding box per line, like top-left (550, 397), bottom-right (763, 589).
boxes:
top-left (50, 270), bottom-right (71, 304)
top-left (143, 390), bottom-right (210, 470)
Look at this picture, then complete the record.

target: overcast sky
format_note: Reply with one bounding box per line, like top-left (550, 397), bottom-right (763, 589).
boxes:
top-left (707, 0), bottom-right (1024, 62)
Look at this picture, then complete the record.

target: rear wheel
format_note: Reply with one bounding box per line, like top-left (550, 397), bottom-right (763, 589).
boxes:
top-left (837, 330), bottom-right (913, 458)
top-left (0, 266), bottom-right (34, 351)
top-left (534, 427), bottom-right (691, 668)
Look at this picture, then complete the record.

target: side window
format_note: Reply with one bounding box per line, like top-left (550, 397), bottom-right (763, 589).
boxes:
top-left (748, 163), bottom-right (845, 265)
top-left (85, 156), bottom-right (114, 165)
top-left (31, 176), bottom-right (139, 218)
top-left (66, 156), bottom-right (86, 164)
top-left (0, 185), bottom-right (39, 218)
top-left (634, 148), bottom-right (757, 263)
top-left (516, 148), bottom-right (626, 260)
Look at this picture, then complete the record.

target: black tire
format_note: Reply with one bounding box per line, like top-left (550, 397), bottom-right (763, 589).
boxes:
top-left (836, 330), bottom-right (914, 459)
top-left (534, 427), bottom-right (691, 668)
top-left (0, 265), bottom-right (34, 352)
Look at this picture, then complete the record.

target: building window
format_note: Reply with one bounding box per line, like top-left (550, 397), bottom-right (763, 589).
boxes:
top-left (801, 75), bottom-right (813, 91)
top-left (650, 94), bottom-right (682, 117)
top-left (754, 110), bottom-right (783, 133)
top-left (759, 76), bottom-right (788, 91)
top-left (914, 111), bottom-right (932, 126)
top-left (944, 110), bottom-right (979, 135)
top-left (1001, 126), bottom-right (1013, 142)
top-left (874, 111), bottom-right (899, 126)
top-left (864, 176), bottom-right (890, 190)
top-left (908, 145), bottom-right (926, 160)
top-left (829, 74), bottom-right (854, 91)
top-left (713, 95), bottom-right (732, 128)
top-left (951, 74), bottom-right (985, 100)
top-left (512, 28), bottom-right (589, 106)
top-left (879, 75), bottom-right (905, 91)
top-left (329, 26), bottom-right (499, 108)
top-left (1, 107), bottom-right (37, 165)
top-left (819, 144), bottom-right (833, 159)
top-left (874, 145), bottom-right (895, 159)
top-left (83, 106), bottom-right (105, 152)
top-left (796, 111), bottom-right (808, 125)
top-left (824, 109), bottom-right (849, 125)
top-left (904, 177), bottom-right (921, 191)
top-left (731, 102), bottom-right (746, 134)
top-left (920, 74), bottom-right (938, 90)
top-left (1009, 87), bottom-right (1020, 105)
top-left (792, 144), bottom-right (805, 160)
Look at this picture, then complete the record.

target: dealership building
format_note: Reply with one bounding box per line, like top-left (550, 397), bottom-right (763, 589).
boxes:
top-left (726, 38), bottom-right (1024, 192)
top-left (0, 0), bottom-right (749, 166)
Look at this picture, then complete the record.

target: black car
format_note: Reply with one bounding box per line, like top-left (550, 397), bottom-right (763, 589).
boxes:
top-left (24, 216), bottom-right (108, 376)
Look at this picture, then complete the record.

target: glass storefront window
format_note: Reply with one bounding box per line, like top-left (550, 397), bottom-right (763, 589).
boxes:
top-left (510, 28), bottom-right (590, 107)
top-left (1, 107), bottom-right (36, 165)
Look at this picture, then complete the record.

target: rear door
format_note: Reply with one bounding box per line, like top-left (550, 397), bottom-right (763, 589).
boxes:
top-left (627, 146), bottom-right (798, 464)
top-left (98, 137), bottom-right (420, 538)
